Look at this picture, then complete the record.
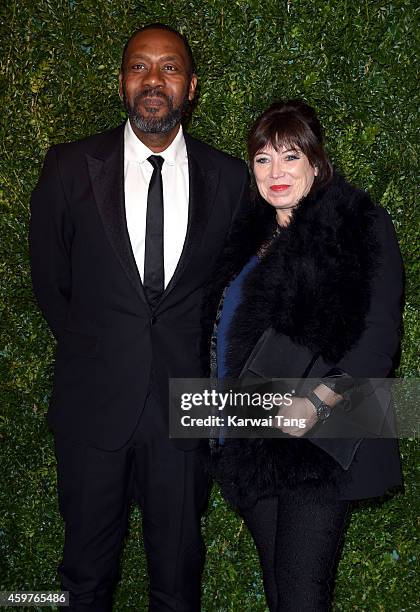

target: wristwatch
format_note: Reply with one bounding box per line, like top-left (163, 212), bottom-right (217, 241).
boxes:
top-left (306, 391), bottom-right (332, 422)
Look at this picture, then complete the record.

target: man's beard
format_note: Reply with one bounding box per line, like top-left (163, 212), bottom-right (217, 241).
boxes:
top-left (123, 87), bottom-right (190, 134)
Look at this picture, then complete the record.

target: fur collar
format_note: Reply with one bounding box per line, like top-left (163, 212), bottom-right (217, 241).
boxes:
top-left (202, 172), bottom-right (380, 377)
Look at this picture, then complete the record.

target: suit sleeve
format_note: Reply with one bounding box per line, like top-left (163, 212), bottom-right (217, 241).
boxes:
top-left (29, 146), bottom-right (74, 340)
top-left (231, 161), bottom-right (251, 223)
top-left (199, 160), bottom-right (250, 376)
top-left (335, 208), bottom-right (404, 378)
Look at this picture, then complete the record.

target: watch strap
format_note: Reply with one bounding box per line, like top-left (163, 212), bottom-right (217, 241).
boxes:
top-left (307, 391), bottom-right (331, 422)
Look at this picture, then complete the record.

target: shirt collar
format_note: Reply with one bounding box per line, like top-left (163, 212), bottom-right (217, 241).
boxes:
top-left (124, 119), bottom-right (186, 166)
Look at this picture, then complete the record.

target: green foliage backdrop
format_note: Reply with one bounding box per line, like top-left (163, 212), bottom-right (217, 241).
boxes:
top-left (1, 1), bottom-right (418, 610)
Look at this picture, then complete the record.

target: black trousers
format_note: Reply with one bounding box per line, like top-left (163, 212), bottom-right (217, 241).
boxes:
top-left (54, 392), bottom-right (210, 612)
top-left (241, 496), bottom-right (350, 611)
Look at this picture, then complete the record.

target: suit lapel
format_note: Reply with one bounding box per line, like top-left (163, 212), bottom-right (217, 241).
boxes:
top-left (86, 125), bottom-right (149, 309)
top-left (86, 127), bottom-right (218, 309)
top-left (162, 135), bottom-right (219, 301)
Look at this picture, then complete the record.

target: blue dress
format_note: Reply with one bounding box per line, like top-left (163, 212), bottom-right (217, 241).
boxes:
top-left (216, 255), bottom-right (259, 379)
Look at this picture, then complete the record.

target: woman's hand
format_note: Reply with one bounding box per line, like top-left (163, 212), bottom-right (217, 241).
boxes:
top-left (273, 397), bottom-right (318, 437)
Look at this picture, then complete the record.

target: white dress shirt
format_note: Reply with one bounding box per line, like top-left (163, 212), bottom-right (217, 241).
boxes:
top-left (124, 120), bottom-right (189, 288)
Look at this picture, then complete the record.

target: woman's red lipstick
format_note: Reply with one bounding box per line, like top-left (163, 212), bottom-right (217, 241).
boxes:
top-left (270, 184), bottom-right (290, 191)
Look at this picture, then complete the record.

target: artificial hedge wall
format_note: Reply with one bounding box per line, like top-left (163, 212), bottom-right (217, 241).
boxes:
top-left (1, 0), bottom-right (418, 610)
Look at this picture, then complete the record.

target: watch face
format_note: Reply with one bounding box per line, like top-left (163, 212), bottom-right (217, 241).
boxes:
top-left (318, 403), bottom-right (331, 421)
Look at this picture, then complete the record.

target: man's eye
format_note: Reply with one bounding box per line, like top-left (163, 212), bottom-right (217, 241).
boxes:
top-left (132, 63), bottom-right (146, 70)
top-left (163, 65), bottom-right (177, 71)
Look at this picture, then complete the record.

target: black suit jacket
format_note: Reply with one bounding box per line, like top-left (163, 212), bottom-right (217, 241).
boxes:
top-left (29, 123), bottom-right (249, 450)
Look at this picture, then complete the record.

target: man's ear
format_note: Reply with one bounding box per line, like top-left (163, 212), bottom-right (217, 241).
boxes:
top-left (188, 74), bottom-right (198, 102)
top-left (118, 73), bottom-right (123, 100)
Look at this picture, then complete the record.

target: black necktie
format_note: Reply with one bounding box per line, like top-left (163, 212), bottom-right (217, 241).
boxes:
top-left (144, 155), bottom-right (164, 307)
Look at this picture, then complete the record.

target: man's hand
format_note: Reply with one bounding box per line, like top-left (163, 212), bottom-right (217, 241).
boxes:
top-left (273, 397), bottom-right (318, 437)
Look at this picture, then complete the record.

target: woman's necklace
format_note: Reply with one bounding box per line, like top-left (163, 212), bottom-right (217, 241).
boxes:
top-left (257, 224), bottom-right (281, 259)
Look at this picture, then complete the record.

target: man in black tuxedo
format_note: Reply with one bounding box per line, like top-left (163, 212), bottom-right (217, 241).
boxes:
top-left (29, 23), bottom-right (248, 611)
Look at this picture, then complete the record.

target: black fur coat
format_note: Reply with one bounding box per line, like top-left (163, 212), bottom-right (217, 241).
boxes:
top-left (201, 172), bottom-right (381, 509)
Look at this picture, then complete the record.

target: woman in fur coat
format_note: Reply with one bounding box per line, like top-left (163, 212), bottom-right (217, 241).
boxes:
top-left (202, 100), bottom-right (404, 611)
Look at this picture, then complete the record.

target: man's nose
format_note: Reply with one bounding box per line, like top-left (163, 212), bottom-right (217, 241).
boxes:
top-left (144, 64), bottom-right (164, 87)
